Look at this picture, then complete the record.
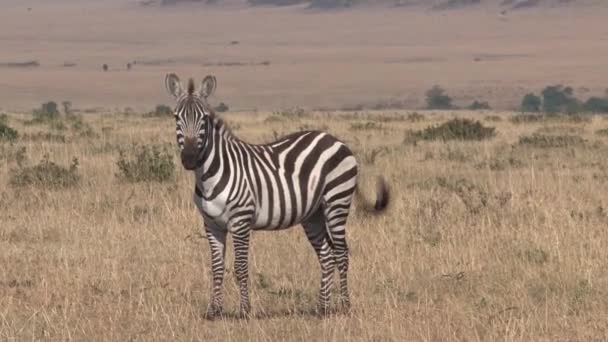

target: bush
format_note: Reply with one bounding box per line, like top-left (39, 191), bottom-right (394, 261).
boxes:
top-left (469, 100), bottom-right (491, 110)
top-left (144, 104), bottom-right (173, 118)
top-left (518, 134), bottom-right (585, 148)
top-left (0, 122), bottom-right (19, 141)
top-left (350, 121), bottom-right (383, 130)
top-left (511, 113), bottom-right (544, 124)
top-left (407, 112), bottom-right (426, 122)
top-left (10, 155), bottom-right (80, 188)
top-left (412, 118), bottom-right (496, 141)
top-left (521, 93), bottom-right (541, 113)
top-left (484, 115), bottom-right (502, 122)
top-left (22, 132), bottom-right (66, 143)
top-left (426, 85), bottom-right (453, 110)
top-left (595, 128), bottom-right (608, 136)
top-left (583, 97), bottom-right (608, 113)
top-left (215, 102), bottom-right (229, 112)
top-left (116, 145), bottom-right (175, 183)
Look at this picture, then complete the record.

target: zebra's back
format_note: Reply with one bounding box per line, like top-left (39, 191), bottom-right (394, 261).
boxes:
top-left (250, 130), bottom-right (358, 230)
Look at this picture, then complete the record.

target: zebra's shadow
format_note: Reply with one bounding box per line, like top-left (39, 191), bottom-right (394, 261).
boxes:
top-left (203, 307), bottom-right (350, 321)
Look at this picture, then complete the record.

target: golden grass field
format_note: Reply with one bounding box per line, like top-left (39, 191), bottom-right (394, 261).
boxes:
top-left (1, 108), bottom-right (608, 341)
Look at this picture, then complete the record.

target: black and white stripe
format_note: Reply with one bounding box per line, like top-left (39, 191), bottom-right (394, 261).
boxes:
top-left (165, 73), bottom-right (389, 318)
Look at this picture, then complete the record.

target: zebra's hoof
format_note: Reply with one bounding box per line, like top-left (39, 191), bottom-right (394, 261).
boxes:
top-left (237, 310), bottom-right (252, 320)
top-left (204, 307), bottom-right (224, 321)
top-left (316, 306), bottom-right (332, 318)
top-left (339, 299), bottom-right (352, 313)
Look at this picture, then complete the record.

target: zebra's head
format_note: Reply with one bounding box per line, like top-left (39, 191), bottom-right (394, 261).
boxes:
top-left (165, 73), bottom-right (217, 171)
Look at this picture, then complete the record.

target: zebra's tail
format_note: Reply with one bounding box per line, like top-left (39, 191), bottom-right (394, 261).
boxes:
top-left (355, 177), bottom-right (390, 215)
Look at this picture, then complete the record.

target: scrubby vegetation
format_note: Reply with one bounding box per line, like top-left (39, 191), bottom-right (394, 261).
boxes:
top-left (144, 104), bottom-right (173, 118)
top-left (0, 121), bottom-right (19, 141)
top-left (10, 155), bottom-right (80, 188)
top-left (116, 145), bottom-right (175, 183)
top-left (468, 100), bottom-right (491, 110)
top-left (518, 134), bottom-right (586, 148)
top-left (410, 118), bottom-right (495, 141)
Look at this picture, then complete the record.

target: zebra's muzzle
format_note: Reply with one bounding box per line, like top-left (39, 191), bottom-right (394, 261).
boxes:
top-left (181, 143), bottom-right (200, 170)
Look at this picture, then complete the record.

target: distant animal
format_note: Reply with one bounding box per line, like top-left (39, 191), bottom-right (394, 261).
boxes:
top-left (164, 73), bottom-right (390, 318)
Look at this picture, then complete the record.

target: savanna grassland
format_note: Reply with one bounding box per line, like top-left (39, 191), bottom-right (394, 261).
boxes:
top-left (1, 107), bottom-right (608, 341)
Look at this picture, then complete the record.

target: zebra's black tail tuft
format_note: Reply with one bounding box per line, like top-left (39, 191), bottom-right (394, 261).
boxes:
top-left (356, 177), bottom-right (390, 215)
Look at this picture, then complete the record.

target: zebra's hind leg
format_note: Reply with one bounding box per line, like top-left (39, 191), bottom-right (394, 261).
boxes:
top-left (302, 210), bottom-right (335, 316)
top-left (204, 226), bottom-right (227, 320)
top-left (323, 201), bottom-right (353, 312)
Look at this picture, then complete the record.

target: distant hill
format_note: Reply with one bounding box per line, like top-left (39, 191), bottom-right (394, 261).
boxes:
top-left (136, 0), bottom-right (600, 9)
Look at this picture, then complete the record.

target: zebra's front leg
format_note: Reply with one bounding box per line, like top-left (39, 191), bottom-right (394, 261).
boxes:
top-left (232, 227), bottom-right (252, 318)
top-left (205, 226), bottom-right (227, 319)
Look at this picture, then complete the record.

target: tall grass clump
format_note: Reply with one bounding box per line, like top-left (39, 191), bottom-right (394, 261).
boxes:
top-left (10, 155), bottom-right (80, 188)
top-left (116, 145), bottom-right (175, 183)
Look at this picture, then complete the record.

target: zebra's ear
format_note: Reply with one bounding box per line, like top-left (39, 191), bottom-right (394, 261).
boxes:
top-left (165, 73), bottom-right (184, 98)
top-left (200, 75), bottom-right (217, 98)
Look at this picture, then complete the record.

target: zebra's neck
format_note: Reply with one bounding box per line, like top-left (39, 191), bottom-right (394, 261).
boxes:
top-left (196, 115), bottom-right (242, 197)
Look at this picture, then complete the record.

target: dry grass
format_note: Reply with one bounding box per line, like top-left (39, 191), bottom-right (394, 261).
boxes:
top-left (1, 110), bottom-right (608, 341)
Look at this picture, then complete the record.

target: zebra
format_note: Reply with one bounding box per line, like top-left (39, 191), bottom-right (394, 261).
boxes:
top-left (164, 73), bottom-right (390, 318)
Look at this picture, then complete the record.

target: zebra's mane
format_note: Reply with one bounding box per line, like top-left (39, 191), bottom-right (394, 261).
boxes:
top-left (187, 78), bottom-right (195, 96)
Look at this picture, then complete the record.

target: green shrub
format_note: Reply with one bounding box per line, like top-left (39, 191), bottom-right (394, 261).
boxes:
top-left (0, 113), bottom-right (7, 124)
top-left (583, 97), bottom-right (608, 113)
top-left (0, 122), bottom-right (19, 141)
top-left (412, 118), bottom-right (496, 141)
top-left (10, 155), bottom-right (80, 188)
top-left (469, 100), bottom-right (491, 110)
top-left (518, 134), bottom-right (585, 148)
top-left (425, 85), bottom-right (453, 110)
top-left (116, 145), bottom-right (175, 183)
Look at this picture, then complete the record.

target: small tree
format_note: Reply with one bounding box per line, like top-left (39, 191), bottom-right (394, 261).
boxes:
top-left (521, 93), bottom-right (541, 113)
top-left (583, 97), bottom-right (608, 113)
top-left (425, 85), bottom-right (453, 110)
top-left (542, 85), bottom-right (578, 114)
top-left (42, 101), bottom-right (59, 116)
